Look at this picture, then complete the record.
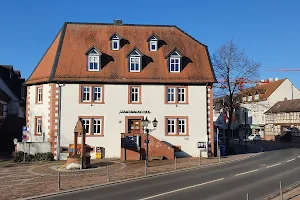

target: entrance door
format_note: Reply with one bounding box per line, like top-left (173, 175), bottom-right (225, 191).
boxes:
top-left (128, 119), bottom-right (141, 134)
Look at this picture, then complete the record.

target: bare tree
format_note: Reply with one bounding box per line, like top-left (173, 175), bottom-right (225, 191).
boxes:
top-left (212, 40), bottom-right (261, 149)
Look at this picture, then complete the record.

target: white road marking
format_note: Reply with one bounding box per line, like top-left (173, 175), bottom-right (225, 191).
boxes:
top-left (298, 155), bottom-right (300, 158)
top-left (286, 158), bottom-right (296, 163)
top-left (266, 163), bottom-right (282, 168)
top-left (235, 169), bottom-right (258, 177)
top-left (140, 178), bottom-right (224, 200)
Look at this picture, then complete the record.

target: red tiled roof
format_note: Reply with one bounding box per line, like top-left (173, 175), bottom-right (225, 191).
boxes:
top-left (265, 98), bottom-right (300, 113)
top-left (26, 22), bottom-right (216, 85)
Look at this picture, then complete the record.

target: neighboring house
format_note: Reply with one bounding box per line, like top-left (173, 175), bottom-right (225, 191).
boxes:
top-left (213, 78), bottom-right (300, 140)
top-left (265, 99), bottom-right (300, 142)
top-left (25, 20), bottom-right (216, 160)
top-left (239, 78), bottom-right (300, 139)
top-left (0, 65), bottom-right (26, 152)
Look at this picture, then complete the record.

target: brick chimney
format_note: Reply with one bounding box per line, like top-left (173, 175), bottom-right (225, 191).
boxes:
top-left (114, 19), bottom-right (122, 26)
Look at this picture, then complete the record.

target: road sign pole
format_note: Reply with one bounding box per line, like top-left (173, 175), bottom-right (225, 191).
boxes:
top-left (107, 165), bottom-right (110, 182)
top-left (58, 172), bottom-right (61, 191)
top-left (175, 157), bottom-right (177, 169)
top-left (199, 150), bottom-right (202, 166)
top-left (280, 181), bottom-right (283, 200)
top-left (23, 142), bottom-right (26, 162)
top-left (246, 193), bottom-right (249, 200)
top-left (145, 160), bottom-right (147, 175)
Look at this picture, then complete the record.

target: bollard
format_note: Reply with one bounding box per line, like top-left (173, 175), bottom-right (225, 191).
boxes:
top-left (145, 160), bottom-right (147, 175)
top-left (246, 193), bottom-right (249, 200)
top-left (199, 150), bottom-right (202, 166)
top-left (58, 172), bottom-right (61, 191)
top-left (107, 165), bottom-right (110, 182)
top-left (218, 148), bottom-right (221, 163)
top-left (280, 181), bottom-right (283, 200)
top-left (175, 157), bottom-right (177, 169)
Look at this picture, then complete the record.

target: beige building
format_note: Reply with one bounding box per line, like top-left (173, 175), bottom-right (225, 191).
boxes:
top-left (265, 99), bottom-right (300, 142)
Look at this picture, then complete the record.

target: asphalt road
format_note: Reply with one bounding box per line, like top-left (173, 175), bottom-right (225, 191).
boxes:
top-left (42, 142), bottom-right (300, 200)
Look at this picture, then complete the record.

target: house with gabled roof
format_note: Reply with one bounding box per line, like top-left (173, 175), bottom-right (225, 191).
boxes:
top-left (25, 20), bottom-right (216, 160)
top-left (0, 65), bottom-right (26, 152)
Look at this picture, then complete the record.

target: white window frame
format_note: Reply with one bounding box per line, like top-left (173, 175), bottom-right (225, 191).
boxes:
top-left (255, 92), bottom-right (259, 100)
top-left (150, 40), bottom-right (157, 51)
top-left (36, 117), bottom-right (42, 135)
top-left (88, 55), bottom-right (100, 71)
top-left (169, 57), bottom-right (181, 72)
top-left (82, 86), bottom-right (91, 102)
top-left (167, 87), bottom-right (175, 103)
top-left (93, 86), bottom-right (102, 102)
top-left (130, 86), bottom-right (140, 103)
top-left (112, 39), bottom-right (120, 50)
top-left (92, 118), bottom-right (102, 135)
top-left (177, 88), bottom-right (186, 103)
top-left (178, 118), bottom-right (186, 135)
top-left (242, 96), bottom-right (246, 102)
top-left (167, 119), bottom-right (176, 135)
top-left (248, 95), bottom-right (253, 101)
top-left (129, 57), bottom-right (141, 72)
top-left (81, 119), bottom-right (90, 134)
top-left (37, 87), bottom-right (43, 103)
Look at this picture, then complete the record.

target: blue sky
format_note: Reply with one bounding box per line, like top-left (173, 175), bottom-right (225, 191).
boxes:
top-left (0, 1), bottom-right (300, 87)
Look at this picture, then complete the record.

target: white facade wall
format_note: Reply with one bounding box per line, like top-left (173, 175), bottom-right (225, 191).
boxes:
top-left (268, 79), bottom-right (300, 103)
top-left (16, 142), bottom-right (51, 154)
top-left (57, 84), bottom-right (208, 159)
top-left (28, 84), bottom-right (51, 142)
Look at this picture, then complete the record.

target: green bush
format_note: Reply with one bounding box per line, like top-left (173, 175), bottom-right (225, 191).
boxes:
top-left (12, 151), bottom-right (54, 162)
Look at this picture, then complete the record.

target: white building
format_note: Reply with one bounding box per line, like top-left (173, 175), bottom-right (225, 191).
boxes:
top-left (239, 78), bottom-right (300, 139)
top-left (25, 20), bottom-right (216, 160)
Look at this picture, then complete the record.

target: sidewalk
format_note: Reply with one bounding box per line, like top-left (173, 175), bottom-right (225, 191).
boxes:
top-left (0, 144), bottom-right (261, 200)
top-left (269, 184), bottom-right (300, 200)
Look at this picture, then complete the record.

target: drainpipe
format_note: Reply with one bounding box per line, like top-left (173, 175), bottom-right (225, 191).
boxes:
top-left (56, 83), bottom-right (63, 160)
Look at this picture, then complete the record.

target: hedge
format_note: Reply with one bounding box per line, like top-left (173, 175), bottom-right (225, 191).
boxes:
top-left (12, 151), bottom-right (54, 162)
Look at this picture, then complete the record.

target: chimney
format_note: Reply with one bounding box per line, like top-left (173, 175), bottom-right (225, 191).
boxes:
top-left (269, 78), bottom-right (274, 82)
top-left (274, 77), bottom-right (279, 81)
top-left (114, 19), bottom-right (123, 26)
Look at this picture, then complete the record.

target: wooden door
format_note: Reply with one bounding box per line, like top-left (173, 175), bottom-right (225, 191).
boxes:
top-left (129, 119), bottom-right (141, 134)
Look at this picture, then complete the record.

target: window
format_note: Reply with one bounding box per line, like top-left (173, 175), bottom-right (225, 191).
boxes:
top-left (166, 86), bottom-right (188, 104)
top-left (165, 117), bottom-right (189, 136)
top-left (36, 86), bottom-right (43, 103)
top-left (86, 47), bottom-right (101, 72)
top-left (82, 86), bottom-right (91, 102)
top-left (35, 117), bottom-right (42, 135)
top-left (167, 88), bottom-right (175, 102)
top-left (170, 58), bottom-right (180, 72)
top-left (129, 86), bottom-right (141, 104)
top-left (110, 33), bottom-right (121, 50)
top-left (112, 40), bottom-right (120, 50)
top-left (80, 117), bottom-right (104, 136)
top-left (147, 35), bottom-right (159, 51)
top-left (127, 48), bottom-right (143, 72)
top-left (255, 91), bottom-right (259, 100)
top-left (88, 55), bottom-right (99, 71)
top-left (177, 87), bottom-right (186, 103)
top-left (81, 119), bottom-right (90, 134)
top-left (93, 119), bottom-right (102, 135)
top-left (80, 85), bottom-right (104, 103)
top-left (130, 57), bottom-right (141, 72)
top-left (167, 119), bottom-right (176, 135)
top-left (242, 96), bottom-right (246, 102)
top-left (248, 95), bottom-right (253, 101)
top-left (93, 87), bottom-right (102, 102)
top-left (150, 41), bottom-right (157, 51)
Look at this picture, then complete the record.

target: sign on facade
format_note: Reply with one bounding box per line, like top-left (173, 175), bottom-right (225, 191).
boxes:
top-left (95, 147), bottom-right (102, 159)
top-left (197, 142), bottom-right (207, 149)
top-left (119, 110), bottom-right (151, 114)
top-left (69, 144), bottom-right (82, 156)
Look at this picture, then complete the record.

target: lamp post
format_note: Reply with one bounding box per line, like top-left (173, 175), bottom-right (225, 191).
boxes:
top-left (141, 117), bottom-right (158, 168)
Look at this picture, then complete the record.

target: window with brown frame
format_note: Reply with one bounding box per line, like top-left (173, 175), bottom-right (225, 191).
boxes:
top-left (34, 117), bottom-right (42, 136)
top-left (36, 86), bottom-right (43, 104)
top-left (128, 85), bottom-right (141, 104)
top-left (80, 85), bottom-right (104, 104)
top-left (165, 86), bottom-right (188, 104)
top-left (79, 116), bottom-right (104, 136)
top-left (165, 116), bottom-right (189, 136)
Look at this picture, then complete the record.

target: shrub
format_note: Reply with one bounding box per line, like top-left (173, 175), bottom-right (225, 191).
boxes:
top-left (12, 151), bottom-right (54, 162)
top-left (45, 152), bottom-right (54, 161)
top-left (12, 151), bottom-right (24, 162)
top-left (26, 154), bottom-right (34, 162)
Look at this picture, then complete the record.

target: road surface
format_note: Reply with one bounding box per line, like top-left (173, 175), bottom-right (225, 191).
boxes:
top-left (42, 142), bottom-right (300, 200)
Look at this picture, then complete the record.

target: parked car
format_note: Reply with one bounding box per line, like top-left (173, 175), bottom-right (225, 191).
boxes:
top-left (248, 134), bottom-right (262, 141)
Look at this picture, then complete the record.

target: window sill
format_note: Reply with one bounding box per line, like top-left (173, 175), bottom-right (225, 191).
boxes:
top-left (35, 102), bottom-right (43, 105)
top-left (78, 135), bottom-right (104, 137)
top-left (165, 134), bottom-right (189, 136)
top-left (34, 133), bottom-right (42, 136)
top-left (165, 102), bottom-right (189, 105)
top-left (79, 101), bottom-right (105, 104)
top-left (129, 102), bottom-right (142, 104)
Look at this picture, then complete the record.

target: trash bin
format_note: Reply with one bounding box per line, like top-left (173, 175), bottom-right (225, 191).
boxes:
top-left (219, 145), bottom-right (227, 156)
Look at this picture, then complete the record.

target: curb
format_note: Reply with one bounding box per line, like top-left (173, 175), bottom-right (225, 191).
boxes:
top-left (261, 181), bottom-right (300, 200)
top-left (22, 145), bottom-right (264, 200)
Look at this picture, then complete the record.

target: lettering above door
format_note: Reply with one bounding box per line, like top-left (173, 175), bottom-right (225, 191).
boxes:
top-left (119, 110), bottom-right (151, 114)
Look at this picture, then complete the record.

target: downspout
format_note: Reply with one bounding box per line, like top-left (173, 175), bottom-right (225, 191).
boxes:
top-left (56, 83), bottom-right (63, 160)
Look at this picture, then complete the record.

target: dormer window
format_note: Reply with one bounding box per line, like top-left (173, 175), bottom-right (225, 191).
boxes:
top-left (127, 48), bottom-right (143, 72)
top-left (242, 95), bottom-right (246, 102)
top-left (109, 33), bottom-right (122, 51)
top-left (255, 91), bottom-right (259, 100)
top-left (166, 49), bottom-right (183, 73)
top-left (248, 94), bottom-right (253, 101)
top-left (86, 47), bottom-right (101, 72)
top-left (147, 35), bottom-right (159, 51)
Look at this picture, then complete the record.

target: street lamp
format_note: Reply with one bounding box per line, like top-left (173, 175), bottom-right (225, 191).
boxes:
top-left (141, 117), bottom-right (158, 168)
